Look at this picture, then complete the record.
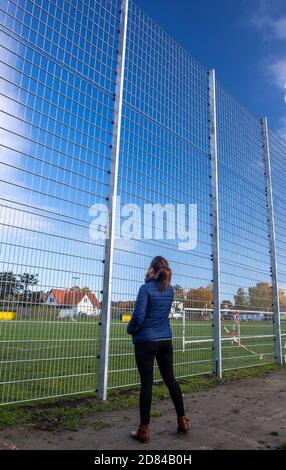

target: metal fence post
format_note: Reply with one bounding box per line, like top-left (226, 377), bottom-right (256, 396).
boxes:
top-left (261, 117), bottom-right (283, 365)
top-left (98, 0), bottom-right (129, 400)
top-left (208, 69), bottom-right (222, 378)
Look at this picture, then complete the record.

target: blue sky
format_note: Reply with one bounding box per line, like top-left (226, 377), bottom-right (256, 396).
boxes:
top-left (135, 0), bottom-right (286, 138)
top-left (0, 0), bottom-right (284, 304)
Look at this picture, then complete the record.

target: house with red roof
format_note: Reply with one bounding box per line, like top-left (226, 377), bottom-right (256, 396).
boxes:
top-left (46, 288), bottom-right (99, 317)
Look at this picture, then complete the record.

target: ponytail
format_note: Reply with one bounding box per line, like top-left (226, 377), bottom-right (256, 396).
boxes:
top-left (149, 256), bottom-right (172, 290)
top-left (156, 266), bottom-right (172, 290)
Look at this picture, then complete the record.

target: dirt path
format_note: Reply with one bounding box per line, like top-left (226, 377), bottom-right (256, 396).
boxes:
top-left (1, 368), bottom-right (286, 450)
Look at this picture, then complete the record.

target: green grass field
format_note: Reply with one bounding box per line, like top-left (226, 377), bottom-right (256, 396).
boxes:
top-left (0, 318), bottom-right (285, 405)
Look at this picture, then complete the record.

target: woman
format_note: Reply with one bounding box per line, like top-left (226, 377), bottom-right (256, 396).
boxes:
top-left (127, 256), bottom-right (189, 443)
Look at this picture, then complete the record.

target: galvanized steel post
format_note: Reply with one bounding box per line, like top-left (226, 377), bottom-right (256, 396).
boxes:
top-left (261, 117), bottom-right (283, 365)
top-left (208, 69), bottom-right (222, 378)
top-left (98, 0), bottom-right (129, 400)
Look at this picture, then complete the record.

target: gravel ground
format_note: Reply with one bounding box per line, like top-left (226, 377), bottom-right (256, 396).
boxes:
top-left (1, 368), bottom-right (286, 450)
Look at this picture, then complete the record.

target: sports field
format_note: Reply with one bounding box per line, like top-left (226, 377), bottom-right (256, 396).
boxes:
top-left (1, 317), bottom-right (284, 405)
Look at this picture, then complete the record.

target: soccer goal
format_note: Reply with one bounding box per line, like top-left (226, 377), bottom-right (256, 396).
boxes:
top-left (182, 304), bottom-right (213, 353)
top-left (182, 306), bottom-right (273, 359)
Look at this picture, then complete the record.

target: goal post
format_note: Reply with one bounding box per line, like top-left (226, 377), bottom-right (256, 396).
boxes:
top-left (182, 305), bottom-right (213, 353)
top-left (182, 307), bottom-right (275, 355)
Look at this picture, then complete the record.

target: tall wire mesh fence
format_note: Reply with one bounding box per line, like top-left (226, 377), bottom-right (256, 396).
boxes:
top-left (216, 83), bottom-right (276, 370)
top-left (108, 0), bottom-right (213, 391)
top-left (268, 130), bottom-right (286, 360)
top-left (0, 0), bottom-right (285, 405)
top-left (0, 0), bottom-right (121, 404)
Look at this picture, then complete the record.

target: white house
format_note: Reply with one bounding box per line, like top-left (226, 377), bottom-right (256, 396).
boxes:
top-left (46, 289), bottom-right (99, 318)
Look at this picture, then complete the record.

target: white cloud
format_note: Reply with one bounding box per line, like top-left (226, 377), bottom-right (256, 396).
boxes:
top-left (250, 14), bottom-right (271, 32)
top-left (276, 116), bottom-right (286, 140)
top-left (0, 87), bottom-right (28, 192)
top-left (271, 17), bottom-right (286, 40)
top-left (0, 205), bottom-right (52, 236)
top-left (0, 40), bottom-right (55, 237)
top-left (268, 58), bottom-right (286, 89)
top-left (249, 7), bottom-right (286, 95)
top-left (251, 14), bottom-right (286, 40)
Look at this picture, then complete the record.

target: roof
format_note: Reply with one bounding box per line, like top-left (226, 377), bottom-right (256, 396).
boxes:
top-left (49, 289), bottom-right (99, 307)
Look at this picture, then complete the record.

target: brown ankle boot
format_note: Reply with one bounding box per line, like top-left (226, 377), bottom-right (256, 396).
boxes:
top-left (177, 416), bottom-right (190, 434)
top-left (130, 424), bottom-right (150, 443)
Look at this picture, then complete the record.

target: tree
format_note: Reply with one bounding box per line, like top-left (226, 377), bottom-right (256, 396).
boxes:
top-left (30, 291), bottom-right (44, 303)
top-left (185, 285), bottom-right (213, 309)
top-left (173, 284), bottom-right (185, 300)
top-left (0, 272), bottom-right (19, 300)
top-left (221, 299), bottom-right (233, 310)
top-left (70, 285), bottom-right (81, 291)
top-left (234, 288), bottom-right (249, 310)
top-left (18, 273), bottom-right (39, 302)
top-left (248, 282), bottom-right (272, 311)
top-left (279, 289), bottom-right (286, 312)
top-left (82, 287), bottom-right (91, 294)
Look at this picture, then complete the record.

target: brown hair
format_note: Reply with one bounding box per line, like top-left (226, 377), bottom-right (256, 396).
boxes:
top-left (150, 256), bottom-right (172, 290)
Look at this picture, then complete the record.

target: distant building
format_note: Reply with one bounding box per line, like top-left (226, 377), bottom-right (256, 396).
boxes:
top-left (46, 289), bottom-right (99, 317)
top-left (170, 301), bottom-right (184, 319)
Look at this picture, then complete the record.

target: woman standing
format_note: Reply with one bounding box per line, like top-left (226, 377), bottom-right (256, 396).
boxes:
top-left (127, 256), bottom-right (189, 443)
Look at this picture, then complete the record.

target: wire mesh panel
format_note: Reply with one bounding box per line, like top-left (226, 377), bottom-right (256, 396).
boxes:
top-left (216, 83), bottom-right (275, 370)
top-left (269, 129), bottom-right (286, 361)
top-left (107, 0), bottom-right (214, 391)
top-left (0, 0), bottom-right (120, 404)
top-left (0, 0), bottom-right (285, 406)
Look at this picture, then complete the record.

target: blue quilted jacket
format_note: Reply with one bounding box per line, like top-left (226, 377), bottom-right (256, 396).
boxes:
top-left (127, 278), bottom-right (174, 344)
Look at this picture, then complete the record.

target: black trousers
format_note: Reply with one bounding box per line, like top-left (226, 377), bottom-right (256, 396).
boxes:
top-left (134, 340), bottom-right (185, 425)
